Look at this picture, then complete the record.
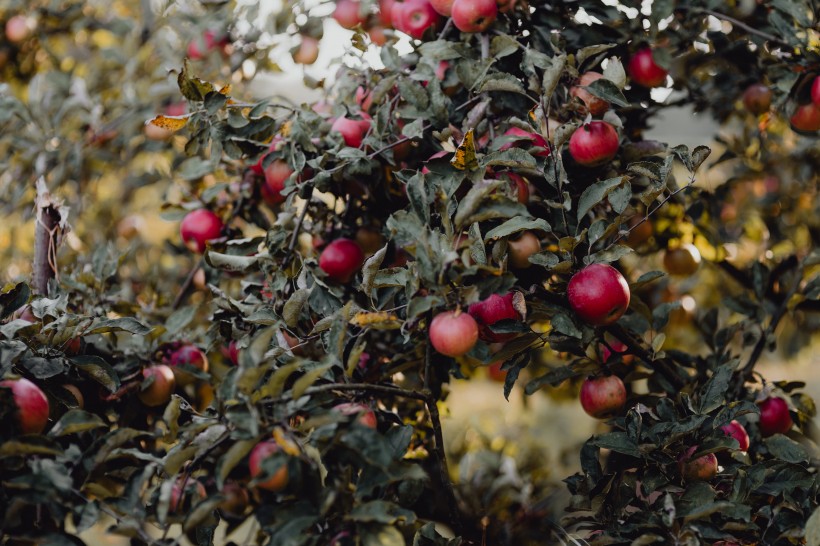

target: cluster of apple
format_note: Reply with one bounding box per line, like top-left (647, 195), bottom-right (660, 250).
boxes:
top-left (742, 76), bottom-right (820, 133)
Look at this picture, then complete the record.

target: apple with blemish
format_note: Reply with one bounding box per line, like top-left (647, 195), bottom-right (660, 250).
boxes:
top-left (580, 375), bottom-right (626, 419)
top-left (678, 446), bottom-right (718, 481)
top-left (138, 365), bottom-right (176, 407)
top-left (249, 440), bottom-right (290, 492)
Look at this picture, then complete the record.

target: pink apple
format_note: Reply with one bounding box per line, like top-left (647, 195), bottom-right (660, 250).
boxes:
top-left (393, 0), bottom-right (443, 40)
top-left (498, 127), bottom-right (550, 157)
top-left (333, 0), bottom-right (368, 29)
top-left (468, 293), bottom-right (523, 342)
top-left (720, 420), bottom-right (750, 451)
top-left (331, 116), bottom-right (372, 148)
top-left (429, 311), bottom-right (479, 357)
top-left (180, 209), bottom-right (224, 253)
top-left (567, 263), bottom-right (630, 326)
top-left (451, 0), bottom-right (497, 33)
top-left (430, 0), bottom-right (455, 16)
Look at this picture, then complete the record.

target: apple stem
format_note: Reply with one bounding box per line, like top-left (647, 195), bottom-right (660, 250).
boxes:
top-left (33, 179), bottom-right (66, 295)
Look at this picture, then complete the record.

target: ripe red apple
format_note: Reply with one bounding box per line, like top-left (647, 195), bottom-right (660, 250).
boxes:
top-left (567, 263), bottom-right (630, 326)
top-left (601, 339), bottom-right (633, 364)
top-left (169, 344), bottom-right (209, 386)
top-left (678, 446), bottom-right (718, 481)
top-left (393, 0), bottom-right (443, 40)
top-left (580, 375), bottom-right (626, 419)
top-left (180, 209), bottom-right (224, 253)
top-left (319, 238), bottom-right (365, 283)
top-left (379, 0), bottom-right (398, 26)
top-left (812, 76), bottom-right (820, 106)
top-left (498, 172), bottom-right (530, 204)
top-left (486, 361), bottom-right (507, 382)
top-left (222, 341), bottom-right (240, 365)
top-left (430, 0), bottom-right (455, 16)
top-left (292, 36), bottom-right (320, 65)
top-left (742, 83), bottom-right (772, 115)
top-left (758, 397), bottom-right (793, 437)
top-left (568, 121), bottom-right (619, 167)
top-left (451, 0), bottom-right (498, 33)
top-left (187, 30), bottom-right (227, 60)
top-left (570, 72), bottom-right (609, 116)
top-left (249, 440), bottom-right (289, 492)
top-left (331, 116), bottom-right (371, 148)
top-left (663, 244), bottom-right (701, 276)
top-left (333, 0), bottom-right (368, 29)
top-left (508, 231), bottom-right (541, 268)
top-left (498, 127), bottom-right (550, 157)
top-left (628, 47), bottom-right (668, 88)
top-left (5, 15), bottom-right (35, 43)
top-left (334, 402), bottom-right (378, 428)
top-left (789, 103), bottom-right (820, 132)
top-left (429, 311), bottom-right (479, 357)
top-left (0, 378), bottom-right (49, 434)
top-left (262, 159), bottom-right (293, 206)
top-left (468, 293), bottom-right (524, 342)
top-left (721, 420), bottom-right (750, 451)
top-left (138, 365), bottom-right (176, 407)
top-left (169, 478), bottom-right (207, 513)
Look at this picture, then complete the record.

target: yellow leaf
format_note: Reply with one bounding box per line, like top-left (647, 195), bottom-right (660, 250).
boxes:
top-left (451, 129), bottom-right (478, 171)
top-left (349, 311), bottom-right (401, 329)
top-left (218, 84), bottom-right (232, 95)
top-left (147, 115), bottom-right (189, 132)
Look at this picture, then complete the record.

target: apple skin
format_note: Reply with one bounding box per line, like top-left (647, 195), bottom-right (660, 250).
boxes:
top-left (0, 378), bottom-right (50, 434)
top-left (627, 47), bottom-right (668, 88)
top-left (180, 209), bottom-right (223, 254)
top-left (451, 0), bottom-right (498, 33)
top-left (219, 482), bottom-right (250, 519)
top-left (758, 397), bottom-right (793, 437)
top-left (789, 103), bottom-right (820, 132)
top-left (601, 339), bottom-right (633, 364)
top-left (319, 238), bottom-right (365, 283)
top-left (138, 365), bottom-right (176, 407)
top-left (508, 231), bottom-right (541, 269)
top-left (742, 83), bottom-right (772, 115)
top-left (678, 446), bottom-right (718, 481)
top-left (249, 440), bottom-right (289, 492)
top-left (187, 30), bottom-right (227, 60)
top-left (568, 121), bottom-right (619, 167)
top-left (333, 0), bottom-right (368, 29)
top-left (498, 127), bottom-right (550, 157)
top-left (292, 36), bottom-right (320, 65)
top-left (721, 420), bottom-right (750, 451)
top-left (570, 72), bottom-right (609, 116)
top-left (222, 341), bottom-right (240, 365)
top-left (567, 263), bottom-right (631, 326)
top-left (334, 402), bottom-right (378, 428)
top-left (169, 345), bottom-right (209, 386)
top-left (430, 0), bottom-right (455, 16)
top-left (393, 0), bottom-right (443, 40)
top-left (5, 15), bottom-right (35, 43)
top-left (662, 244), bottom-right (701, 276)
top-left (429, 311), bottom-right (479, 357)
top-left (500, 172), bottom-right (530, 204)
top-left (812, 76), bottom-right (820, 106)
top-left (379, 0), bottom-right (398, 26)
top-left (169, 478), bottom-right (207, 513)
top-left (331, 116), bottom-right (371, 148)
top-left (579, 375), bottom-right (626, 419)
top-left (368, 25), bottom-right (388, 45)
top-left (468, 293), bottom-right (523, 342)
top-left (262, 159), bottom-right (293, 206)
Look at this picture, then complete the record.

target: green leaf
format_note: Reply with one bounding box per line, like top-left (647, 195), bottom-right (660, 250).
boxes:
top-left (361, 246), bottom-right (388, 294)
top-left (88, 317), bottom-right (153, 336)
top-left (205, 251), bottom-right (260, 273)
top-left (765, 435), bottom-right (810, 463)
top-left (697, 365), bottom-right (733, 414)
top-left (362, 525), bottom-right (405, 546)
top-left (284, 289), bottom-right (311, 328)
top-left (577, 177), bottom-right (624, 222)
top-left (49, 409), bottom-right (106, 437)
top-left (453, 179), bottom-right (506, 229)
top-left (478, 72), bottom-right (527, 95)
top-left (485, 218), bottom-right (551, 240)
top-left (584, 79), bottom-right (630, 108)
top-left (551, 313), bottom-right (581, 339)
top-left (541, 54), bottom-right (567, 101)
top-left (0, 282), bottom-right (30, 321)
top-left (576, 44), bottom-right (617, 66)
top-left (71, 355), bottom-right (121, 393)
top-left (165, 305), bottom-right (198, 336)
top-left (348, 500), bottom-right (417, 524)
top-left (591, 432), bottom-right (641, 457)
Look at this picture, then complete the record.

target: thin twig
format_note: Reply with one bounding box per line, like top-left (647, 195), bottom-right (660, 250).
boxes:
top-left (172, 256), bottom-right (205, 310)
top-left (697, 8), bottom-right (791, 48)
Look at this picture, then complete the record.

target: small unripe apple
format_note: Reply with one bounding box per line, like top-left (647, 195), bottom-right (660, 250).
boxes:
top-left (451, 0), bottom-right (498, 33)
top-left (628, 47), bottom-right (668, 88)
top-left (429, 311), bottom-right (479, 357)
top-left (334, 402), bottom-right (378, 428)
top-left (138, 365), bottom-right (176, 407)
top-left (568, 121), bottom-right (619, 167)
top-left (0, 378), bottom-right (49, 434)
top-left (262, 159), bottom-right (293, 206)
top-left (319, 238), bottom-right (365, 283)
top-left (331, 116), bottom-right (371, 148)
top-left (180, 209), bottom-right (223, 253)
top-left (292, 36), bottom-right (320, 65)
top-left (570, 72), bottom-right (609, 116)
top-left (721, 420), bottom-right (750, 451)
top-left (249, 440), bottom-right (289, 492)
top-left (498, 127), bottom-right (550, 157)
top-left (430, 0), bottom-right (455, 16)
top-left (812, 76), bottom-right (820, 106)
top-left (507, 231), bottom-right (541, 268)
top-left (468, 292), bottom-right (524, 342)
top-left (663, 244), bottom-right (701, 276)
top-left (333, 0), bottom-right (368, 29)
top-left (567, 263), bottom-right (630, 326)
top-left (580, 375), bottom-right (626, 419)
top-left (393, 0), bottom-right (443, 39)
top-left (758, 397), bottom-right (793, 437)
top-left (678, 446), bottom-right (718, 481)
top-left (219, 481), bottom-right (250, 519)
top-left (742, 83), bottom-right (772, 115)
top-left (169, 345), bottom-right (209, 386)
top-left (5, 15), bottom-right (36, 43)
top-left (169, 478), bottom-right (207, 513)
top-left (789, 103), bottom-right (820, 132)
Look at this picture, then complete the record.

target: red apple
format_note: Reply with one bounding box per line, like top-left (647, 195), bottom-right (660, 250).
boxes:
top-left (429, 311), bottom-right (479, 357)
top-left (758, 397), bottom-right (793, 437)
top-left (334, 402), bottom-right (378, 428)
top-left (222, 341), bottom-right (240, 365)
top-left (138, 365), bottom-right (176, 407)
top-left (663, 244), bottom-right (701, 276)
top-left (0, 378), bottom-right (49, 434)
top-left (678, 446), bottom-right (718, 481)
top-left (721, 420), bottom-right (750, 451)
top-left (498, 127), bottom-right (550, 157)
top-left (5, 15), bottom-right (35, 43)
top-left (249, 440), bottom-right (289, 492)
top-left (812, 76), bottom-right (820, 106)
top-left (497, 172), bottom-right (529, 204)
top-left (169, 478), bottom-right (207, 513)
top-left (451, 0), bottom-right (498, 33)
top-left (331, 116), bottom-right (371, 148)
top-left (570, 72), bottom-right (609, 116)
top-left (568, 121), bottom-right (619, 167)
top-left (790, 103), bottom-right (820, 132)
top-left (333, 0), bottom-right (368, 29)
top-left (486, 361), bottom-right (507, 382)
top-left (567, 263), bottom-right (630, 326)
top-left (180, 209), bottom-right (224, 253)
top-left (468, 293), bottom-right (524, 342)
top-left (601, 339), bottom-right (632, 364)
top-left (292, 36), bottom-right (320, 65)
top-left (368, 25), bottom-right (388, 45)
top-left (628, 48), bottom-right (668, 88)
top-left (430, 0), bottom-right (455, 16)
top-left (262, 159), bottom-right (293, 206)
top-left (169, 344), bottom-right (209, 386)
top-left (393, 0), bottom-right (443, 40)
top-left (379, 0), bottom-right (398, 26)
top-left (507, 231), bottom-right (541, 268)
top-left (187, 30), bottom-right (227, 60)
top-left (319, 238), bottom-right (365, 283)
top-left (580, 375), bottom-right (626, 419)
top-left (219, 482), bottom-right (250, 519)
top-left (742, 83), bottom-right (772, 115)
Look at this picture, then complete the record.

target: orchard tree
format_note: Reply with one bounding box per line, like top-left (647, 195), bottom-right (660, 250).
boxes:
top-left (1, 0), bottom-right (820, 545)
